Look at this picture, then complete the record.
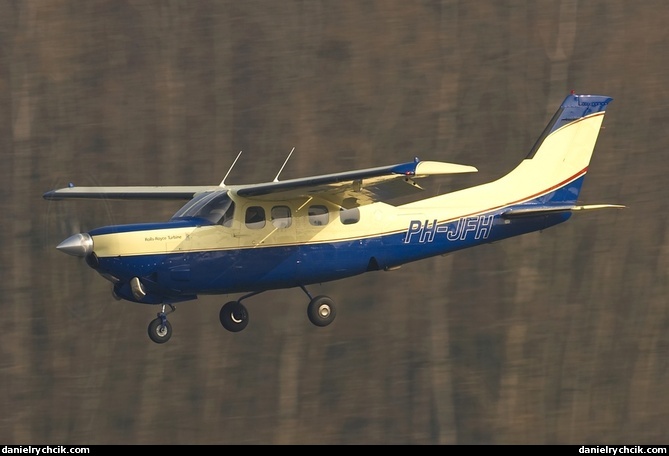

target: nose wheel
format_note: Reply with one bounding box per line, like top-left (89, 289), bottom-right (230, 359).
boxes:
top-left (147, 304), bottom-right (176, 344)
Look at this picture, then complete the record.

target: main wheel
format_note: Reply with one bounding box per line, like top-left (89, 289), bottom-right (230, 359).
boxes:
top-left (220, 301), bottom-right (249, 332)
top-left (307, 295), bottom-right (336, 327)
top-left (148, 318), bottom-right (172, 344)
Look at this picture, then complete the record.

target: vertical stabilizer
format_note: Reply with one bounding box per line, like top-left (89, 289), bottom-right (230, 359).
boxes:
top-left (494, 93), bottom-right (613, 208)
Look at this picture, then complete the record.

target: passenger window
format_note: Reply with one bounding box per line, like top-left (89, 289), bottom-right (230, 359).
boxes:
top-left (245, 206), bottom-right (266, 229)
top-left (271, 206), bottom-right (292, 228)
top-left (309, 205), bottom-right (329, 226)
top-left (340, 207), bottom-right (360, 225)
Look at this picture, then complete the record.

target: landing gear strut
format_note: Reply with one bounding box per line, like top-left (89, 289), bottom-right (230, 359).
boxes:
top-left (147, 303), bottom-right (176, 344)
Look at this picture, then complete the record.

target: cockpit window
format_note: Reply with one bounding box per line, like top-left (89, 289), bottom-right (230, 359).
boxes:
top-left (171, 191), bottom-right (234, 225)
top-left (218, 201), bottom-right (235, 227)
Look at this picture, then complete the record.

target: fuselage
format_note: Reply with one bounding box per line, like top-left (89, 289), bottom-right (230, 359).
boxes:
top-left (82, 172), bottom-right (577, 304)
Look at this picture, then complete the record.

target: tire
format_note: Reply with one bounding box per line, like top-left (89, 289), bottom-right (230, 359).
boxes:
top-left (307, 295), bottom-right (336, 327)
top-left (148, 318), bottom-right (172, 344)
top-left (220, 301), bottom-right (249, 332)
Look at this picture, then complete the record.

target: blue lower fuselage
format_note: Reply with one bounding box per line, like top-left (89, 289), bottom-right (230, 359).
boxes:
top-left (92, 210), bottom-right (570, 304)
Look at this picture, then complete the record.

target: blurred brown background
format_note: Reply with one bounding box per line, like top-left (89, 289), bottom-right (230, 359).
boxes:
top-left (1, 0), bottom-right (667, 445)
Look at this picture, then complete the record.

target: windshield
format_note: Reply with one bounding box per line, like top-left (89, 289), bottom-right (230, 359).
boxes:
top-left (171, 191), bottom-right (234, 225)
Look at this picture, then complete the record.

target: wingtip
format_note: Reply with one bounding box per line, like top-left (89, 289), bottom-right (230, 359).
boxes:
top-left (415, 161), bottom-right (478, 175)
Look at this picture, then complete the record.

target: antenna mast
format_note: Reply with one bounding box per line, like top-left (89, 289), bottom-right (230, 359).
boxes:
top-left (220, 151), bottom-right (243, 186)
top-left (273, 147), bottom-right (295, 182)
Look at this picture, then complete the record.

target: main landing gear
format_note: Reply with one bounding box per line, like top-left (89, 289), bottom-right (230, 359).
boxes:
top-left (218, 285), bottom-right (337, 333)
top-left (145, 286), bottom-right (337, 343)
top-left (219, 300), bottom-right (249, 332)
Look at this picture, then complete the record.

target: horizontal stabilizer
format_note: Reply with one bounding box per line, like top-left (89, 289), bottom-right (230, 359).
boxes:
top-left (571, 204), bottom-right (626, 211)
top-left (502, 204), bottom-right (625, 218)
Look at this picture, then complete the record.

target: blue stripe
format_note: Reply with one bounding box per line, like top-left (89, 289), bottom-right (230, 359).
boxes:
top-left (537, 173), bottom-right (585, 205)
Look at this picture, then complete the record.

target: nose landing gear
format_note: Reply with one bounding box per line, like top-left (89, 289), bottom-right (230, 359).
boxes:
top-left (147, 303), bottom-right (176, 344)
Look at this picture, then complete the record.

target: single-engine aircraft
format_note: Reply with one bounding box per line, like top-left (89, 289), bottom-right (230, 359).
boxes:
top-left (44, 93), bottom-right (623, 344)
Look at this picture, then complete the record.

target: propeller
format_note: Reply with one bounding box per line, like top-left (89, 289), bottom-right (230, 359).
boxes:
top-left (43, 174), bottom-right (118, 320)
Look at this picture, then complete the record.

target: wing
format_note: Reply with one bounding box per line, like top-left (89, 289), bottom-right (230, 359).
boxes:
top-left (42, 158), bottom-right (477, 205)
top-left (230, 158), bottom-right (478, 206)
top-left (43, 185), bottom-right (219, 200)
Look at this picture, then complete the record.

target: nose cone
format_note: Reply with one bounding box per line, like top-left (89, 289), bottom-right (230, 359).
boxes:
top-left (56, 233), bottom-right (93, 257)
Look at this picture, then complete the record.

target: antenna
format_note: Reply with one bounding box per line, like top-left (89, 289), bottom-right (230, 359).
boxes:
top-left (220, 151), bottom-right (243, 186)
top-left (273, 147), bottom-right (295, 182)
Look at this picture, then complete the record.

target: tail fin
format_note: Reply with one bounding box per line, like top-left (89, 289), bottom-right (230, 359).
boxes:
top-left (497, 93), bottom-right (623, 216)
top-left (526, 93), bottom-right (613, 161)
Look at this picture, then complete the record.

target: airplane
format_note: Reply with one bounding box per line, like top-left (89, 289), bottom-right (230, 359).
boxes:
top-left (44, 92), bottom-right (624, 344)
